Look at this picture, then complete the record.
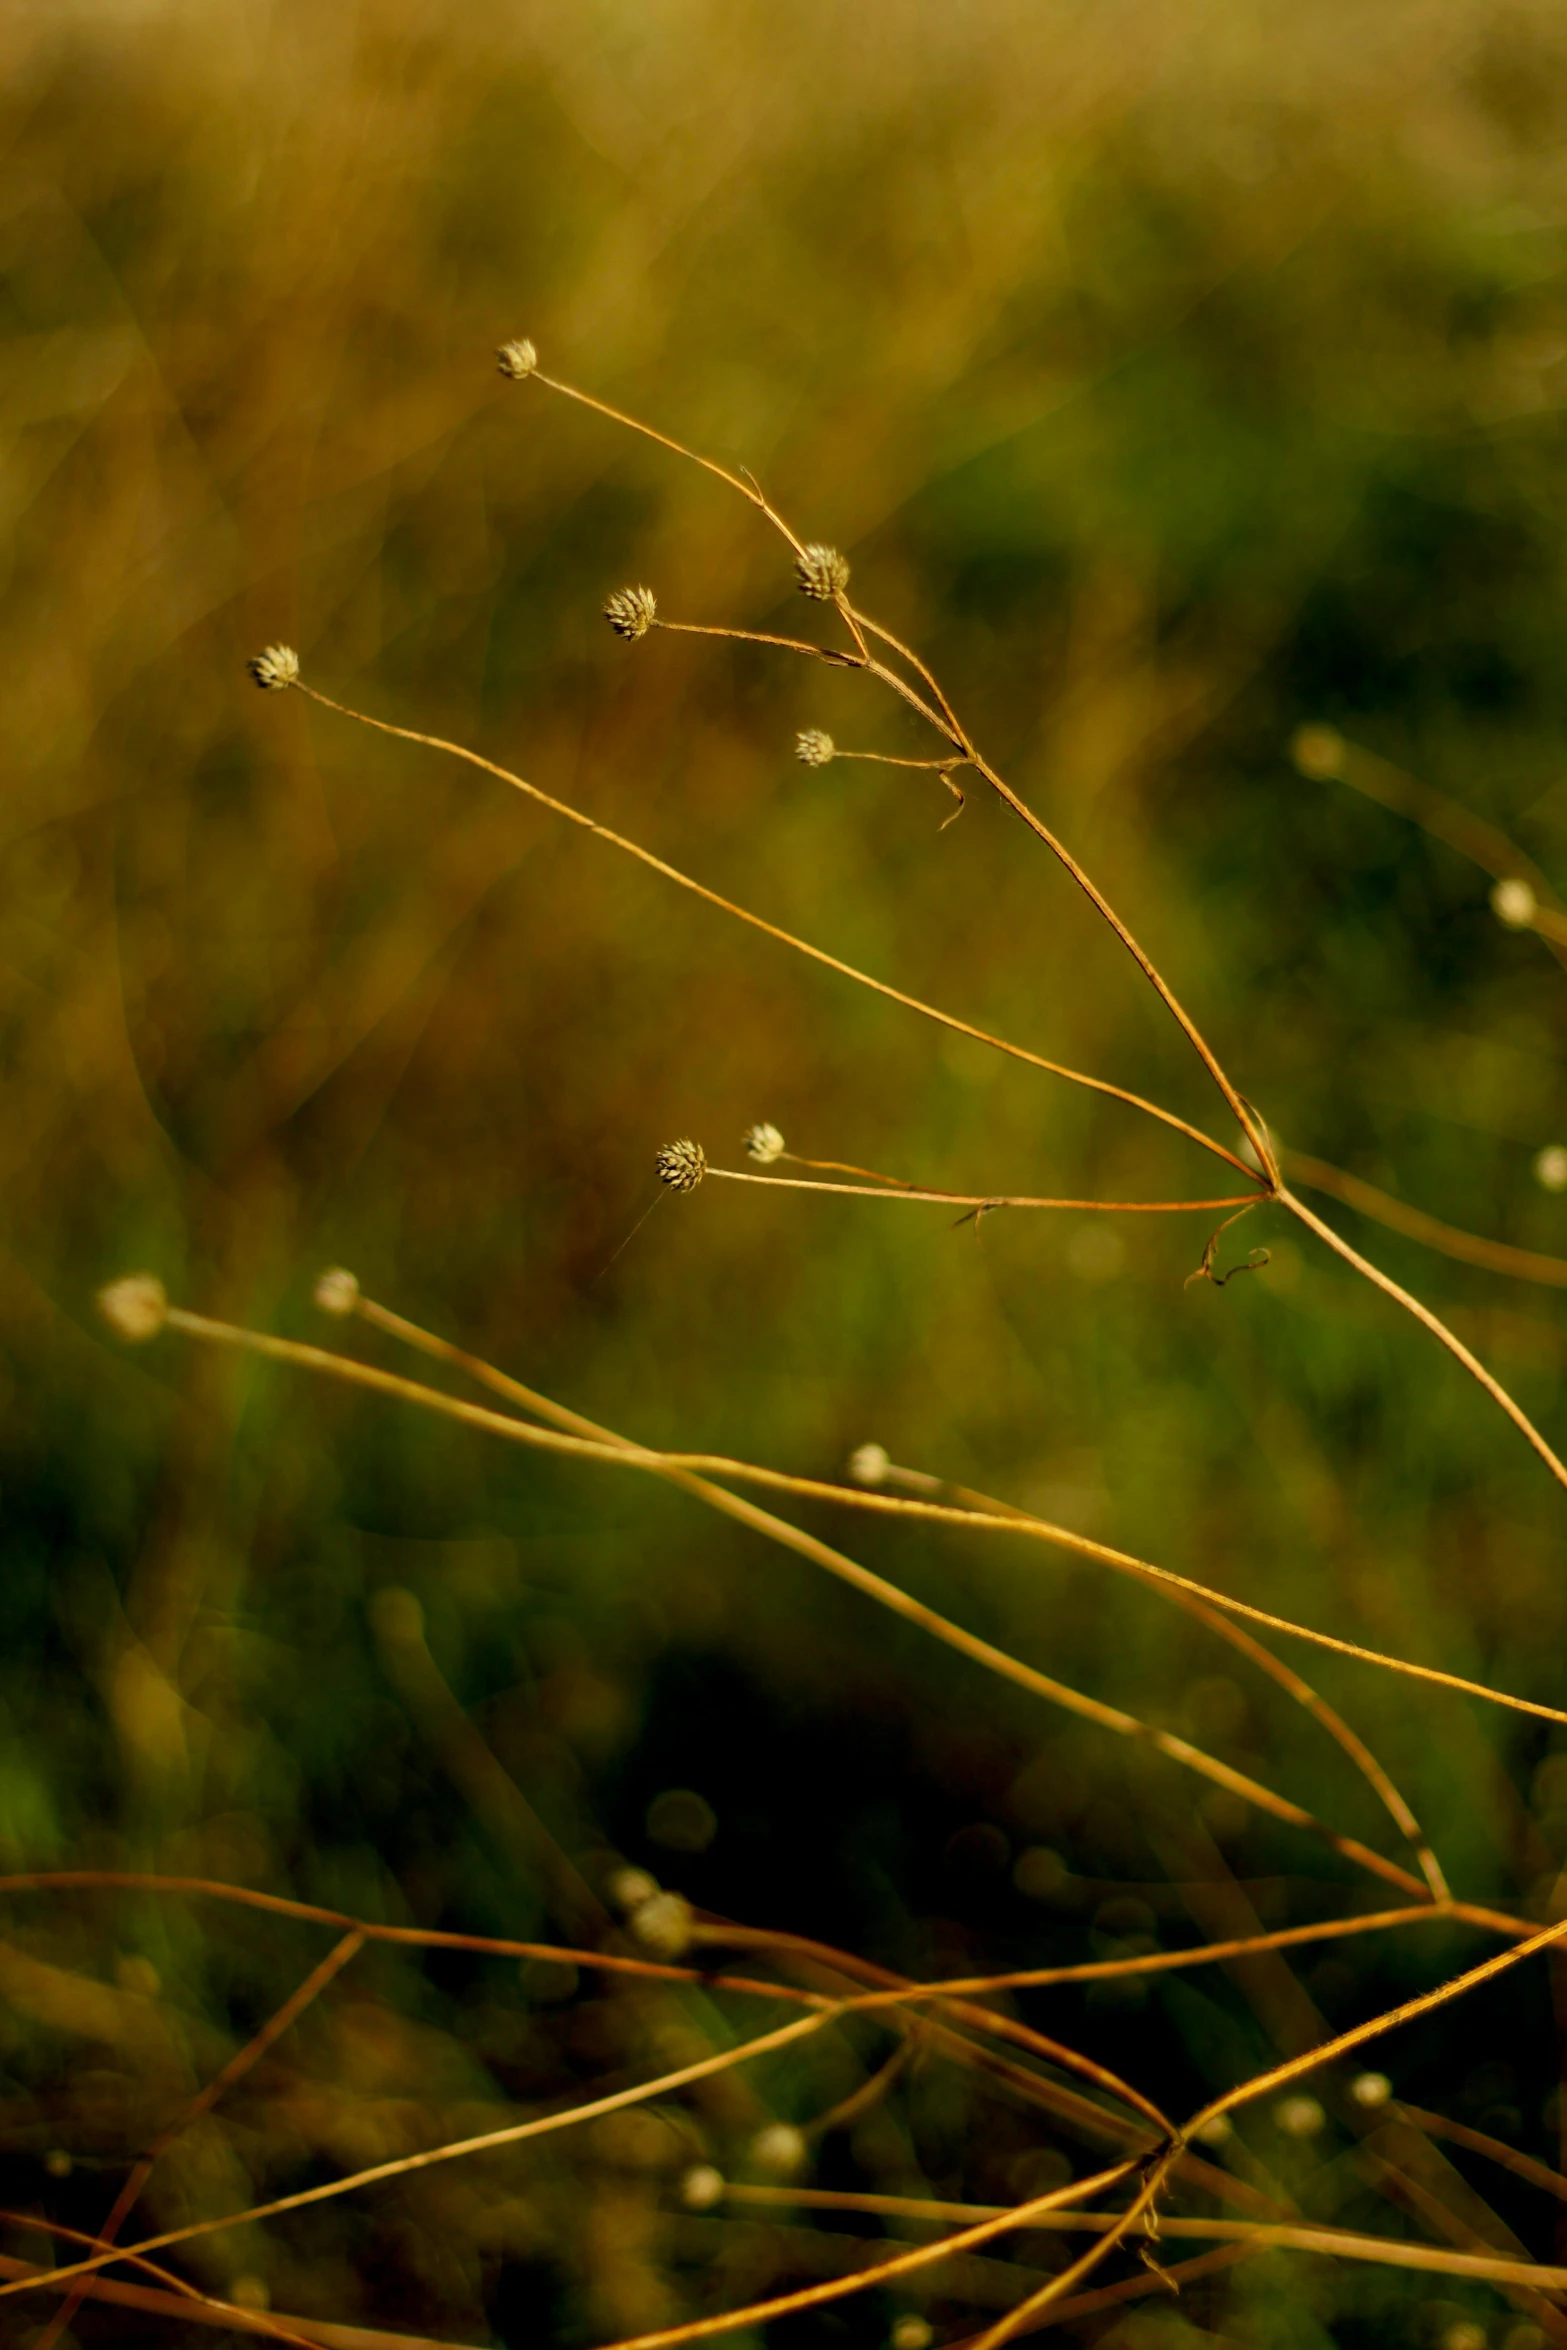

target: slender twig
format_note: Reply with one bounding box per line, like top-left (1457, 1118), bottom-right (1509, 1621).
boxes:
top-left (286, 678), bottom-right (1255, 1180)
top-left (1285, 1150), bottom-right (1567, 1289)
top-left (872, 1454), bottom-right (1449, 1900)
top-left (709, 1166), bottom-right (1260, 1212)
top-left (1281, 1187), bottom-right (1567, 1492)
top-left (31, 1929), bottom-right (365, 2350)
top-left (0, 2011), bottom-right (842, 2305)
top-left (154, 1297), bottom-right (1440, 1896)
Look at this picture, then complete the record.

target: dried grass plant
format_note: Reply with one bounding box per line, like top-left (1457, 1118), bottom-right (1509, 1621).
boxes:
top-left (9, 349), bottom-right (1567, 2348)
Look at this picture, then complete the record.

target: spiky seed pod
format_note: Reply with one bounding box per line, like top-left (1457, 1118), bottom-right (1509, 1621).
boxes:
top-left (795, 543), bottom-right (850, 600)
top-left (1492, 876), bottom-right (1537, 930)
top-left (656, 1137), bottom-right (706, 1191)
top-left (604, 585), bottom-right (657, 642)
top-left (629, 1889), bottom-right (693, 1959)
top-left (847, 1442), bottom-right (890, 1488)
top-left (248, 645), bottom-right (299, 691)
top-left (743, 1122), bottom-right (785, 1164)
top-left (795, 729), bottom-right (835, 766)
top-left (97, 1274), bottom-right (168, 1343)
top-left (496, 338), bottom-right (538, 380)
top-left (314, 1266), bottom-right (360, 1316)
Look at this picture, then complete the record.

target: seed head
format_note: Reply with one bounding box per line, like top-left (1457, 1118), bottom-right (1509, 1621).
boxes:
top-left (795, 729), bottom-right (835, 767)
top-left (796, 543), bottom-right (850, 600)
top-left (97, 1274), bottom-right (168, 1344)
top-left (607, 1865), bottom-right (660, 1914)
top-left (1492, 876), bottom-right (1537, 930)
top-left (656, 1137), bottom-right (706, 1192)
top-left (681, 2163), bottom-right (725, 2212)
top-left (751, 2122), bottom-right (807, 2177)
top-left (847, 1442), bottom-right (890, 1488)
top-left (1349, 2071), bottom-right (1392, 2108)
top-left (604, 585), bottom-right (657, 642)
top-left (629, 1889), bottom-right (693, 1959)
top-left (1536, 1144), bottom-right (1567, 1193)
top-left (314, 1266), bottom-right (360, 1316)
top-left (1274, 2094), bottom-right (1324, 2138)
top-left (891, 2320), bottom-right (933, 2350)
top-left (1290, 723), bottom-right (1345, 780)
top-left (744, 1123), bottom-right (785, 1165)
top-left (248, 645), bottom-right (299, 691)
top-left (496, 338), bottom-right (538, 381)
top-left (1193, 2113), bottom-right (1233, 2147)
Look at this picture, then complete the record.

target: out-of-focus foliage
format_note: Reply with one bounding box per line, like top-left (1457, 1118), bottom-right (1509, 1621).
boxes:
top-left (8, 0), bottom-right (1567, 2340)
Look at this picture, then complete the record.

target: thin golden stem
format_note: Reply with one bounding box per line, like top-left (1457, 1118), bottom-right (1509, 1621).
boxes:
top-left (0, 2222), bottom-right (326, 2350)
top-left (532, 372), bottom-right (806, 555)
top-left (160, 1301), bottom-right (1432, 1897)
top-left (910, 1461), bottom-right (1448, 1900)
top-left (548, 2163), bottom-right (1144, 2350)
top-left (652, 618), bottom-right (860, 667)
top-left (1285, 1150), bottom-right (1567, 1289)
top-left (1193, 1910), bottom-right (1567, 2137)
top-left (288, 679), bottom-right (1256, 1179)
top-left (517, 365), bottom-right (1270, 1165)
top-left (711, 2188), bottom-right (1567, 2294)
top-left (1282, 1187), bottom-right (1567, 1493)
top-left (708, 1166), bottom-right (1261, 1212)
top-left (31, 1929), bottom-right (365, 2350)
top-left (0, 2012), bottom-right (839, 2305)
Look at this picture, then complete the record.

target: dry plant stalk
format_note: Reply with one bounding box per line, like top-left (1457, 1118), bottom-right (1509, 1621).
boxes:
top-left (54, 349), bottom-right (1567, 2346)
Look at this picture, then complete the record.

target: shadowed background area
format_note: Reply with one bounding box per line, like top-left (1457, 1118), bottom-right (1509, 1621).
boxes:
top-left (8, 1), bottom-right (1567, 2342)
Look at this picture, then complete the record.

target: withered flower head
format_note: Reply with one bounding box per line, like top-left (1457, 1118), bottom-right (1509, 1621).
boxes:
top-left (604, 585), bottom-right (657, 642)
top-left (656, 1138), bottom-right (706, 1192)
top-left (795, 543), bottom-right (850, 600)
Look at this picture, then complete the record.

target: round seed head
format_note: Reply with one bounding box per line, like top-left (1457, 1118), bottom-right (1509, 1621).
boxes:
top-left (847, 1442), bottom-right (890, 1488)
top-left (496, 338), bottom-right (538, 381)
top-left (1290, 723), bottom-right (1345, 779)
top-left (604, 585), bottom-right (657, 642)
top-left (751, 2122), bottom-right (807, 2177)
top-left (656, 1137), bottom-right (706, 1192)
top-left (1492, 876), bottom-right (1537, 930)
top-left (97, 1274), bottom-right (168, 1344)
top-left (1350, 2070), bottom-right (1392, 2107)
top-left (313, 1266), bottom-right (360, 1316)
top-left (744, 1123), bottom-right (785, 1165)
top-left (795, 729), bottom-right (835, 767)
top-left (248, 645), bottom-right (299, 691)
top-left (1193, 2113), bottom-right (1233, 2146)
top-left (1274, 2093), bottom-right (1324, 2137)
top-left (629, 1889), bottom-right (693, 1959)
top-left (1536, 1144), bottom-right (1567, 1193)
top-left (891, 2320), bottom-right (933, 2350)
top-left (796, 543), bottom-right (850, 600)
top-left (681, 2163), bottom-right (724, 2212)
top-left (607, 1865), bottom-right (660, 1914)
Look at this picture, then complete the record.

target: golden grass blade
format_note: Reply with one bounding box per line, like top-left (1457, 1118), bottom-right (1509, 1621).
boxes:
top-left (0, 2245), bottom-right (477, 2349)
top-left (0, 2213), bottom-right (326, 2349)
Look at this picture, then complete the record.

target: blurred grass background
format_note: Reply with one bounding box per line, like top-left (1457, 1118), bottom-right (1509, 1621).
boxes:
top-left (8, 0), bottom-right (1567, 2341)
